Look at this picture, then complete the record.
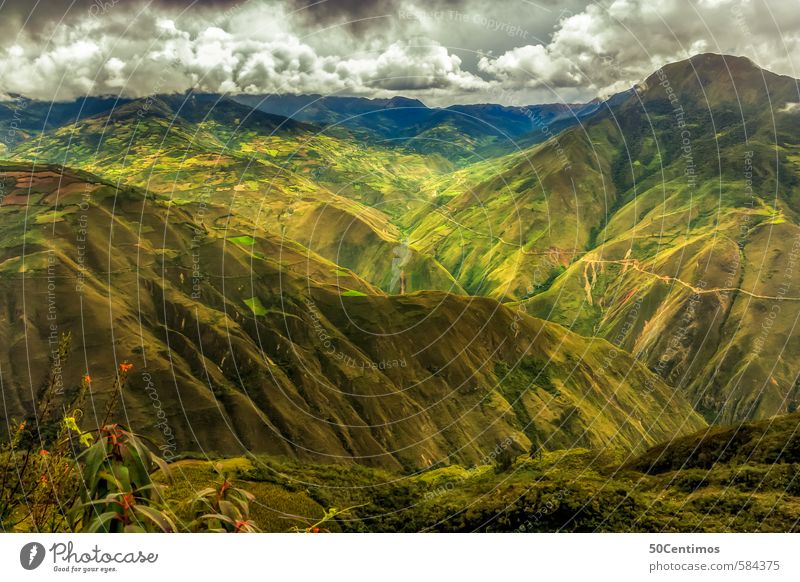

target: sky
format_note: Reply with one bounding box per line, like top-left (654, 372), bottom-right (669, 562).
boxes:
top-left (0, 0), bottom-right (798, 106)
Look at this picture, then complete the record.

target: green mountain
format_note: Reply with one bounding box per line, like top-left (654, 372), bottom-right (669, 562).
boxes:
top-left (520, 54), bottom-right (800, 423)
top-left (6, 54), bottom-right (799, 431)
top-left (401, 53), bottom-right (800, 424)
top-left (2, 54), bottom-right (800, 533)
top-left (0, 163), bottom-right (704, 471)
top-left (7, 94), bottom-right (463, 295)
top-left (231, 93), bottom-right (595, 163)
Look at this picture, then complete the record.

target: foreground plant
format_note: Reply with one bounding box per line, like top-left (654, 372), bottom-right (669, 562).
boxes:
top-left (71, 424), bottom-right (177, 533)
top-left (1, 341), bottom-right (261, 533)
top-left (0, 333), bottom-right (90, 531)
top-left (289, 504), bottom-right (364, 533)
top-left (188, 479), bottom-right (260, 532)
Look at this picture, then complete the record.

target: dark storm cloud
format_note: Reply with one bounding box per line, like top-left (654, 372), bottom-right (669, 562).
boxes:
top-left (0, 0), bottom-right (243, 31)
top-left (0, 0), bottom-right (242, 11)
top-left (286, 0), bottom-right (463, 29)
top-left (288, 0), bottom-right (401, 23)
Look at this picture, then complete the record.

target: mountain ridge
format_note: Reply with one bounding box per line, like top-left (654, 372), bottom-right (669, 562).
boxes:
top-left (0, 163), bottom-right (706, 469)
top-left (2, 52), bottom-right (799, 455)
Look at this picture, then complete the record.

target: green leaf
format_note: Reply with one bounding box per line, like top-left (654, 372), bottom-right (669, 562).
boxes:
top-left (85, 511), bottom-right (120, 533)
top-left (218, 500), bottom-right (239, 520)
top-left (132, 505), bottom-right (176, 533)
top-left (120, 445), bottom-right (149, 491)
top-left (81, 441), bottom-right (106, 494)
top-left (152, 455), bottom-right (172, 481)
top-left (112, 464), bottom-right (132, 491)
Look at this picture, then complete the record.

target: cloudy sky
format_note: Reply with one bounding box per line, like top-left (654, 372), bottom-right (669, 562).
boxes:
top-left (0, 0), bottom-right (798, 106)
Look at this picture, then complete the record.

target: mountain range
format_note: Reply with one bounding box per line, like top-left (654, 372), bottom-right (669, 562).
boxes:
top-left (1, 52), bottom-right (799, 483)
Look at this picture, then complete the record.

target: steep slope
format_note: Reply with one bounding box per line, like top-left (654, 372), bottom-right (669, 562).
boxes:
top-left (7, 94), bottom-right (461, 295)
top-left (406, 113), bottom-right (620, 301)
top-left (0, 164), bottom-right (705, 470)
top-left (628, 410), bottom-right (800, 474)
top-left (191, 411), bottom-right (800, 532)
top-left (517, 54), bottom-right (800, 423)
top-left (401, 53), bottom-right (800, 423)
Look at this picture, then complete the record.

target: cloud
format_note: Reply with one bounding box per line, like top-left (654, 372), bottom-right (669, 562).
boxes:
top-left (365, 42), bottom-right (488, 91)
top-left (285, 0), bottom-right (464, 31)
top-left (0, 0), bottom-right (244, 40)
top-left (477, 0), bottom-right (800, 98)
top-left (0, 0), bottom-right (797, 104)
top-left (0, 5), bottom-right (487, 101)
top-left (478, 44), bottom-right (585, 88)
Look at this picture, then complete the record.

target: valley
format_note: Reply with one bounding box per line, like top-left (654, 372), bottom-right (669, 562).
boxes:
top-left (2, 52), bottom-right (800, 532)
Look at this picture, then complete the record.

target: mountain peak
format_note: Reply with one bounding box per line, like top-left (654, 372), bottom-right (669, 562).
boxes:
top-left (383, 96), bottom-right (427, 109)
top-left (635, 52), bottom-right (795, 107)
top-left (645, 52), bottom-right (763, 86)
top-left (686, 52), bottom-right (760, 72)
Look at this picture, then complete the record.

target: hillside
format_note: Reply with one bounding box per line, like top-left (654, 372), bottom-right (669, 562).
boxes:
top-left (2, 54), bottom-right (799, 460)
top-left (158, 411), bottom-right (800, 532)
top-left (399, 53), bottom-right (800, 424)
top-left (6, 94), bottom-right (462, 295)
top-left (231, 93), bottom-right (595, 163)
top-left (518, 54), bottom-right (800, 423)
top-left (0, 163), bottom-right (705, 471)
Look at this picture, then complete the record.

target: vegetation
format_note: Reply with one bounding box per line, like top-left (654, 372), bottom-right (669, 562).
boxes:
top-left (2, 53), bottom-right (800, 533)
top-left (1, 342), bottom-right (262, 533)
top-left (0, 334), bottom-right (85, 531)
top-left (189, 420), bottom-right (800, 532)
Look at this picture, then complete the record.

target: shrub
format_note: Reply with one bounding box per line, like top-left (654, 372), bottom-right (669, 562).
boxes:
top-left (71, 424), bottom-right (176, 533)
top-left (0, 333), bottom-right (89, 531)
top-left (1, 337), bottom-right (260, 533)
top-left (493, 445), bottom-right (516, 473)
top-left (188, 480), bottom-right (260, 533)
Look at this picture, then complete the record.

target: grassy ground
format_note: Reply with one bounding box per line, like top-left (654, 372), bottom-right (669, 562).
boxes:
top-left (164, 414), bottom-right (800, 532)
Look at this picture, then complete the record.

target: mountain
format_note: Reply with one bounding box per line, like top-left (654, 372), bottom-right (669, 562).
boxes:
top-left (0, 96), bottom-right (145, 159)
top-left (3, 52), bottom-right (800, 536)
top-left (0, 91), bottom-right (597, 293)
top-left (5, 93), bottom-right (463, 295)
top-left (232, 93), bottom-right (596, 162)
top-left (2, 52), bottom-right (799, 460)
top-left (521, 54), bottom-right (800, 424)
top-left (231, 94), bottom-right (432, 133)
top-left (405, 120), bottom-right (612, 300)
top-left (404, 53), bottom-right (800, 425)
top-left (0, 163), bottom-right (705, 470)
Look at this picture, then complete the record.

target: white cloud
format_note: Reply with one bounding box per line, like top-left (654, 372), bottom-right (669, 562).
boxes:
top-left (0, 5), bottom-right (488, 101)
top-left (0, 0), bottom-right (797, 104)
top-left (477, 0), bottom-right (800, 99)
top-left (477, 44), bottom-right (585, 88)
